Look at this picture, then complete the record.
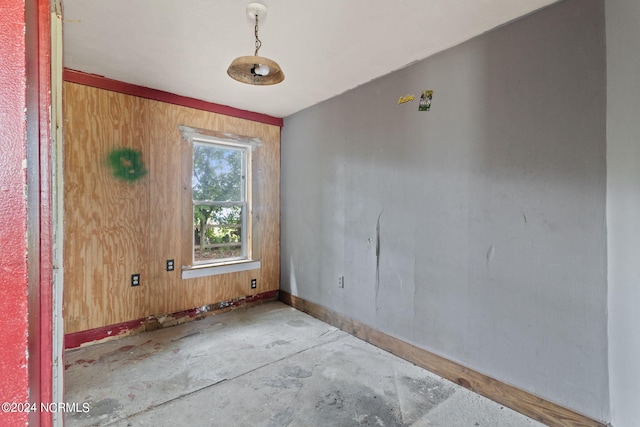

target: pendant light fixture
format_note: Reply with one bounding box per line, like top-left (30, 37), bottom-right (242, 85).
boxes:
top-left (227, 3), bottom-right (285, 86)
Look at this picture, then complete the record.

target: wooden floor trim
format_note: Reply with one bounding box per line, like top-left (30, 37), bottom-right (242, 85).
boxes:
top-left (66, 291), bottom-right (279, 349)
top-left (279, 291), bottom-right (606, 427)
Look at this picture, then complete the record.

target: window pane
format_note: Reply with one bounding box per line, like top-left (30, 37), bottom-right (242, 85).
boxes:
top-left (194, 204), bottom-right (244, 263)
top-left (193, 143), bottom-right (243, 202)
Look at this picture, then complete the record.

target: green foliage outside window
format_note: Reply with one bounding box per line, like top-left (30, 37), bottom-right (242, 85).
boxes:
top-left (192, 143), bottom-right (245, 262)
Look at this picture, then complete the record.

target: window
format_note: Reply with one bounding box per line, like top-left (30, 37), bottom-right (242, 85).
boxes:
top-left (179, 125), bottom-right (261, 277)
top-left (192, 141), bottom-right (249, 264)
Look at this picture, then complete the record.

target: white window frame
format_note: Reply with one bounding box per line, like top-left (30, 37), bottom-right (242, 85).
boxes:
top-left (192, 140), bottom-right (249, 265)
top-left (179, 125), bottom-right (262, 279)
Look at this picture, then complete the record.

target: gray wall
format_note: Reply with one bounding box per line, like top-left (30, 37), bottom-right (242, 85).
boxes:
top-left (607, 0), bottom-right (640, 426)
top-left (281, 0), bottom-right (608, 422)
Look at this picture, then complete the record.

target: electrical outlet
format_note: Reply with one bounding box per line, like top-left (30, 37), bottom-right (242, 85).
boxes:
top-left (131, 274), bottom-right (140, 287)
top-left (166, 259), bottom-right (175, 271)
top-left (251, 278), bottom-right (257, 289)
top-left (338, 276), bottom-right (344, 288)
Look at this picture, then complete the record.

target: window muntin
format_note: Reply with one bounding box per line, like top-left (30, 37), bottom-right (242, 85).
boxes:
top-left (192, 141), bottom-right (249, 265)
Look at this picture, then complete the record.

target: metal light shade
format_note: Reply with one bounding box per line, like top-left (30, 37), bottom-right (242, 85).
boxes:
top-left (227, 55), bottom-right (285, 86)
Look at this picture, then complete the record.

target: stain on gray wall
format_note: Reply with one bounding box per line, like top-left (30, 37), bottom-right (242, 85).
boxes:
top-left (280, 0), bottom-right (607, 422)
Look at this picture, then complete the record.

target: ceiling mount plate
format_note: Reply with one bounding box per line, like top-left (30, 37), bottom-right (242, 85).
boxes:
top-left (247, 3), bottom-right (268, 20)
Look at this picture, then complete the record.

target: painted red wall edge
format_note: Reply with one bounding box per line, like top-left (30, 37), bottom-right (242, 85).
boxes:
top-left (36, 0), bottom-right (54, 426)
top-left (0, 0), bottom-right (52, 425)
top-left (63, 69), bottom-right (284, 128)
top-left (0, 1), bottom-right (31, 425)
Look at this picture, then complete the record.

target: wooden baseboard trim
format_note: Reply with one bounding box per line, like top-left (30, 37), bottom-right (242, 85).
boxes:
top-left (65, 290), bottom-right (278, 349)
top-left (279, 291), bottom-right (605, 427)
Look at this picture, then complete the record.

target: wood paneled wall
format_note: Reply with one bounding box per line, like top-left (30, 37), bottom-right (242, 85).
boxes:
top-left (63, 82), bottom-right (280, 333)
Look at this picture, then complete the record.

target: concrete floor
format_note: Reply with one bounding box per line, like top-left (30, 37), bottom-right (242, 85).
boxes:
top-left (64, 302), bottom-right (545, 427)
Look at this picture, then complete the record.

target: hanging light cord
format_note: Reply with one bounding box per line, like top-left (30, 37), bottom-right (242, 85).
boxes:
top-left (254, 15), bottom-right (262, 56)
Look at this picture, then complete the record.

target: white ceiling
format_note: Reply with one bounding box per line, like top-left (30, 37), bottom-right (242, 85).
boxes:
top-left (62, 0), bottom-right (557, 118)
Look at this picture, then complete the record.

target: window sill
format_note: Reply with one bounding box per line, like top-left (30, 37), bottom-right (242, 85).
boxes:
top-left (181, 260), bottom-right (261, 280)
